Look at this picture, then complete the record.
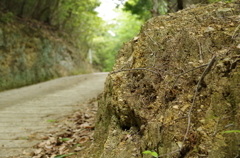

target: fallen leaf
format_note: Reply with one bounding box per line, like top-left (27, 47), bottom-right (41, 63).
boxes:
top-left (79, 136), bottom-right (89, 144)
top-left (59, 138), bottom-right (71, 141)
top-left (74, 146), bottom-right (83, 152)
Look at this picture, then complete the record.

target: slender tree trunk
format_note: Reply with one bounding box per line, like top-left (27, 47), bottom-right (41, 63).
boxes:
top-left (49, 0), bottom-right (60, 24)
top-left (0, 0), bottom-right (7, 9)
top-left (32, 0), bottom-right (43, 19)
top-left (177, 0), bottom-right (183, 10)
top-left (167, 0), bottom-right (178, 12)
top-left (151, 0), bottom-right (160, 17)
top-left (182, 0), bottom-right (208, 8)
top-left (61, 9), bottom-right (72, 30)
top-left (18, 0), bottom-right (26, 17)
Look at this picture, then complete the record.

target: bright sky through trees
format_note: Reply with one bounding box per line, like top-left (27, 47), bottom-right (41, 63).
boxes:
top-left (95, 0), bottom-right (124, 36)
top-left (95, 0), bottom-right (124, 21)
top-left (93, 0), bottom-right (143, 71)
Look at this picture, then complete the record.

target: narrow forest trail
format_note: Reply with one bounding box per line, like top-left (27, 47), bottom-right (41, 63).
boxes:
top-left (0, 73), bottom-right (108, 158)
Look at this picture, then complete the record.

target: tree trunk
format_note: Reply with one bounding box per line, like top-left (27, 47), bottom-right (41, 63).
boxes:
top-left (18, 0), bottom-right (26, 17)
top-left (151, 0), bottom-right (160, 17)
top-left (177, 0), bottom-right (183, 10)
top-left (61, 9), bottom-right (72, 30)
top-left (31, 0), bottom-right (44, 19)
top-left (167, 0), bottom-right (178, 12)
top-left (182, 0), bottom-right (208, 8)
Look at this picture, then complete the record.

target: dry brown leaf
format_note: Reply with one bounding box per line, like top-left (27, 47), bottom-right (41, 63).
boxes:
top-left (40, 134), bottom-right (49, 140)
top-left (74, 146), bottom-right (83, 152)
top-left (44, 144), bottom-right (53, 150)
top-left (37, 142), bottom-right (46, 147)
top-left (85, 126), bottom-right (94, 130)
top-left (34, 148), bottom-right (42, 154)
top-left (59, 145), bottom-right (68, 154)
top-left (33, 101), bottom-right (97, 157)
top-left (80, 122), bottom-right (90, 128)
top-left (79, 136), bottom-right (89, 144)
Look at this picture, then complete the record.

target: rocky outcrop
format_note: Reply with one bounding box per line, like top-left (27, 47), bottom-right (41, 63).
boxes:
top-left (84, 1), bottom-right (240, 158)
top-left (0, 19), bottom-right (91, 91)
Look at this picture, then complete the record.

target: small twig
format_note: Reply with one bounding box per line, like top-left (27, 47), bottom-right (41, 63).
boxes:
top-left (212, 117), bottom-right (222, 137)
top-left (161, 115), bottom-right (188, 127)
top-left (234, 154), bottom-right (239, 158)
top-left (181, 56), bottom-right (216, 149)
top-left (144, 31), bottom-right (158, 45)
top-left (141, 97), bottom-right (146, 106)
top-left (213, 115), bottom-right (233, 136)
top-left (197, 41), bottom-right (203, 60)
top-left (156, 68), bottom-right (178, 76)
top-left (197, 153), bottom-right (208, 157)
top-left (113, 61), bottom-right (209, 80)
top-left (158, 149), bottom-right (181, 157)
top-left (158, 56), bottom-right (216, 157)
top-left (232, 24), bottom-right (240, 39)
top-left (165, 63), bottom-right (208, 101)
top-left (167, 1), bottom-right (177, 13)
top-left (111, 68), bottom-right (160, 76)
top-left (177, 64), bottom-right (208, 77)
top-left (225, 123), bottom-right (234, 128)
top-left (111, 56), bottom-right (217, 158)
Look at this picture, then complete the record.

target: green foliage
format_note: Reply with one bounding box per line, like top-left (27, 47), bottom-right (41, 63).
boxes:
top-left (59, 138), bottom-right (71, 141)
top-left (223, 130), bottom-right (240, 133)
top-left (208, 0), bottom-right (232, 2)
top-left (92, 10), bottom-right (143, 71)
top-left (47, 119), bottom-right (56, 122)
top-left (76, 144), bottom-right (82, 147)
top-left (20, 137), bottom-right (29, 140)
top-left (0, 0), bottom-right (102, 92)
top-left (0, 0), bottom-right (143, 76)
top-left (143, 150), bottom-right (159, 157)
top-left (54, 153), bottom-right (75, 158)
top-left (0, 0), bottom-right (101, 53)
top-left (123, 0), bottom-right (152, 20)
top-left (0, 11), bottom-right (15, 23)
top-left (122, 0), bottom-right (233, 21)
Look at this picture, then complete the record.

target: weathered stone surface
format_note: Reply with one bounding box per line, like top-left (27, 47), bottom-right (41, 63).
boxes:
top-left (83, 1), bottom-right (240, 158)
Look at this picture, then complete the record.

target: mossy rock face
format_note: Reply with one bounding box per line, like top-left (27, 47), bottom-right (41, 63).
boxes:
top-left (82, 1), bottom-right (240, 158)
top-left (0, 20), bottom-right (91, 91)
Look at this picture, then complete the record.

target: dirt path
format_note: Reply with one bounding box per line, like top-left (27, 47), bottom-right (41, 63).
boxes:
top-left (0, 73), bottom-right (108, 158)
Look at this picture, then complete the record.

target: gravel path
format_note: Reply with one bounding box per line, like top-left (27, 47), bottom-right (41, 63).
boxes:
top-left (0, 73), bottom-right (108, 158)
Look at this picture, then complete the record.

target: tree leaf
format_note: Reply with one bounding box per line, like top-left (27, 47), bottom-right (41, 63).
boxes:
top-left (76, 144), bottom-right (82, 147)
top-left (47, 119), bottom-right (55, 122)
top-left (59, 138), bottom-right (71, 141)
top-left (54, 155), bottom-right (65, 158)
top-left (151, 151), bottom-right (159, 157)
top-left (142, 150), bottom-right (152, 154)
top-left (20, 137), bottom-right (29, 140)
top-left (54, 153), bottom-right (75, 158)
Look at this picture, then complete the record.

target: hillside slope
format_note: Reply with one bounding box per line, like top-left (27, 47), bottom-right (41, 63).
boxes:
top-left (0, 16), bottom-right (92, 91)
top-left (83, 1), bottom-right (240, 158)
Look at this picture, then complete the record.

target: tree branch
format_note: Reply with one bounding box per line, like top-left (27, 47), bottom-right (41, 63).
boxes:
top-left (181, 56), bottom-right (216, 149)
top-left (158, 56), bottom-right (216, 157)
top-left (111, 68), bottom-right (161, 76)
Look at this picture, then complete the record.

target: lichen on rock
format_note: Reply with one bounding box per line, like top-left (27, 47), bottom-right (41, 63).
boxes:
top-left (83, 1), bottom-right (240, 158)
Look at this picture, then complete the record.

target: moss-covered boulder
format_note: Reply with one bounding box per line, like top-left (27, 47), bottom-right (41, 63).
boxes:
top-left (83, 1), bottom-right (240, 158)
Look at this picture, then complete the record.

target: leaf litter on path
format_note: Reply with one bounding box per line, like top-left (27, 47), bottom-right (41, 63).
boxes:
top-left (26, 100), bottom-right (98, 158)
